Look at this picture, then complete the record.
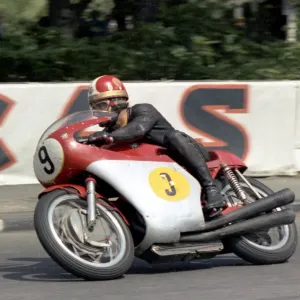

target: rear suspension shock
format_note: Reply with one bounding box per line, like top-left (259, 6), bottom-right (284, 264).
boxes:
top-left (221, 163), bottom-right (247, 202)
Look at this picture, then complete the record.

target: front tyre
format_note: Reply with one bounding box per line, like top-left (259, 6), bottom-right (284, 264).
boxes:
top-left (34, 189), bottom-right (134, 280)
top-left (222, 177), bottom-right (298, 265)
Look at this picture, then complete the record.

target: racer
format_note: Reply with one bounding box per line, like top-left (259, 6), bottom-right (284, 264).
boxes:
top-left (86, 75), bottom-right (226, 218)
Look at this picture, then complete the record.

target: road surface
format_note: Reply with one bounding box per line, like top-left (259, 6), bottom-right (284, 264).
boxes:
top-left (0, 222), bottom-right (299, 300)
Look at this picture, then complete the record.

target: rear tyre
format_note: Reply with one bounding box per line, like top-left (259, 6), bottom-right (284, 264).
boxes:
top-left (222, 177), bottom-right (298, 265)
top-left (34, 189), bottom-right (134, 280)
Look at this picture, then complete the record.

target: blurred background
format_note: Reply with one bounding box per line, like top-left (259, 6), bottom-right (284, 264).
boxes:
top-left (0, 0), bottom-right (299, 83)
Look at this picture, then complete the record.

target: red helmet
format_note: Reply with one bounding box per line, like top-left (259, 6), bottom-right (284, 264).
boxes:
top-left (88, 75), bottom-right (129, 113)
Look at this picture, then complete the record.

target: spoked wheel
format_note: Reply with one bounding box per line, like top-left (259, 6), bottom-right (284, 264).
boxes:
top-left (221, 177), bottom-right (298, 265)
top-left (34, 189), bottom-right (134, 280)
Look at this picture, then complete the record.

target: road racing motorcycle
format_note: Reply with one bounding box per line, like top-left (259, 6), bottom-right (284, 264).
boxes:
top-left (33, 110), bottom-right (298, 280)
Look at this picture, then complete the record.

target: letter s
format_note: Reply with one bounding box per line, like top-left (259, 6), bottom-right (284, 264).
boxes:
top-left (179, 84), bottom-right (249, 160)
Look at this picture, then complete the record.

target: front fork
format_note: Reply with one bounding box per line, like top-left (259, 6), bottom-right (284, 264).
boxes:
top-left (85, 177), bottom-right (97, 230)
top-left (221, 163), bottom-right (262, 203)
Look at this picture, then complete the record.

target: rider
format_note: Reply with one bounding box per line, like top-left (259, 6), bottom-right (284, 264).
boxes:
top-left (86, 75), bottom-right (226, 218)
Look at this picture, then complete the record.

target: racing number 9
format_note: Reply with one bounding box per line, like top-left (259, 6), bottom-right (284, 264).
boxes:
top-left (38, 146), bottom-right (55, 174)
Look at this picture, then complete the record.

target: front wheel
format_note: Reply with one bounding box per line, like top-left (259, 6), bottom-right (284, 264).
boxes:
top-left (34, 189), bottom-right (134, 280)
top-left (221, 177), bottom-right (298, 265)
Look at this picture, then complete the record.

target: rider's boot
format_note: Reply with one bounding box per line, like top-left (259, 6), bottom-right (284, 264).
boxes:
top-left (195, 165), bottom-right (225, 218)
top-left (164, 130), bottom-right (226, 218)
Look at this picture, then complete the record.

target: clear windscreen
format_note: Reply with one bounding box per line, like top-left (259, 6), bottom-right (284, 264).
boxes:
top-left (39, 110), bottom-right (114, 143)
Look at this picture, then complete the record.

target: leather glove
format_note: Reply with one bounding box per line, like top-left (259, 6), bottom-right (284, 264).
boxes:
top-left (88, 131), bottom-right (114, 144)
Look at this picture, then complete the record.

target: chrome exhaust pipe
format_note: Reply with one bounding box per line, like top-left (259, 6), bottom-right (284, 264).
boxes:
top-left (180, 208), bottom-right (295, 243)
top-left (200, 188), bottom-right (295, 233)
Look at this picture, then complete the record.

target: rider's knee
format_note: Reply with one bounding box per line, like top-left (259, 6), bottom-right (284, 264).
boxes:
top-left (163, 130), bottom-right (186, 147)
top-left (164, 129), bottom-right (210, 161)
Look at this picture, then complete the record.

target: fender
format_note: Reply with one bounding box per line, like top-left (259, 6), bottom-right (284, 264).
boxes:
top-left (207, 149), bottom-right (248, 179)
top-left (39, 184), bottom-right (129, 226)
top-left (38, 184), bottom-right (95, 199)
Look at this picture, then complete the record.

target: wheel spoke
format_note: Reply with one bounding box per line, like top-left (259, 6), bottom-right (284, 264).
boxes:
top-left (49, 198), bottom-right (125, 267)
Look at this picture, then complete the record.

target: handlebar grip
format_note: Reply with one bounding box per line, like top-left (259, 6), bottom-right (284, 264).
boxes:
top-left (76, 136), bottom-right (89, 143)
top-left (76, 135), bottom-right (106, 145)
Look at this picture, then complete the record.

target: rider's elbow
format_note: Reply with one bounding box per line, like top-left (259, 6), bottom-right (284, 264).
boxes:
top-left (134, 123), bottom-right (149, 136)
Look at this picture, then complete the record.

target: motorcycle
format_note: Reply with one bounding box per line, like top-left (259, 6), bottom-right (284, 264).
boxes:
top-left (33, 110), bottom-right (298, 281)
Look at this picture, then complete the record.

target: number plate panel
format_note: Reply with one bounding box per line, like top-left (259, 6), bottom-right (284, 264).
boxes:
top-left (33, 138), bottom-right (65, 184)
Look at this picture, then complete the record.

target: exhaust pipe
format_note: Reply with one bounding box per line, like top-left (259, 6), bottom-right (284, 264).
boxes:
top-left (180, 208), bottom-right (295, 243)
top-left (200, 188), bottom-right (295, 233)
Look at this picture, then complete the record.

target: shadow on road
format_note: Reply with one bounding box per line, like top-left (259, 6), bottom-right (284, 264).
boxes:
top-left (129, 256), bottom-right (250, 275)
top-left (0, 257), bottom-right (79, 282)
top-left (0, 255), bottom-right (250, 282)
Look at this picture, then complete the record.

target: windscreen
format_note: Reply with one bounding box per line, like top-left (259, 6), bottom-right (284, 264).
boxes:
top-left (38, 110), bottom-right (113, 143)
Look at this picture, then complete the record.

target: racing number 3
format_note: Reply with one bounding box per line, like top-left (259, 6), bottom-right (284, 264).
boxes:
top-left (38, 146), bottom-right (55, 174)
top-left (160, 172), bottom-right (176, 196)
top-left (149, 167), bottom-right (190, 201)
top-left (180, 84), bottom-right (249, 161)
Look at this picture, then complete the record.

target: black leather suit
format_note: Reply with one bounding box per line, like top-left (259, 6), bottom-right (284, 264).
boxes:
top-left (103, 103), bottom-right (224, 212)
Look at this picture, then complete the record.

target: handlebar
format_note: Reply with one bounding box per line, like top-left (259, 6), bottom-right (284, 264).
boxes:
top-left (76, 136), bottom-right (89, 144)
top-left (76, 135), bottom-right (106, 146)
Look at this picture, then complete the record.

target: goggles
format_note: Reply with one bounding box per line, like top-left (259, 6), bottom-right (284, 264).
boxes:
top-left (90, 98), bottom-right (128, 112)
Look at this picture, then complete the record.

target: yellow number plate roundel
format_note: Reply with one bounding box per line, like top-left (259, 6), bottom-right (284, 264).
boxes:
top-left (148, 167), bottom-right (191, 202)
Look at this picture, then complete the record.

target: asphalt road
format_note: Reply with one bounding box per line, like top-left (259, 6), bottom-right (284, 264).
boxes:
top-left (0, 178), bottom-right (299, 300)
top-left (0, 222), bottom-right (299, 300)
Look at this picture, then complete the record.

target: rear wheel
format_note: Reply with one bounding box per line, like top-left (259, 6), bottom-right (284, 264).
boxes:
top-left (34, 189), bottom-right (134, 280)
top-left (221, 177), bottom-right (298, 265)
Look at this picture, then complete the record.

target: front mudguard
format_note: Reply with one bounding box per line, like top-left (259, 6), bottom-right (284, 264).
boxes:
top-left (38, 184), bottom-right (95, 200)
top-left (38, 184), bottom-right (129, 226)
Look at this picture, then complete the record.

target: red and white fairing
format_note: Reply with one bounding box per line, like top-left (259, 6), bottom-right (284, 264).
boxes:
top-left (33, 110), bottom-right (247, 254)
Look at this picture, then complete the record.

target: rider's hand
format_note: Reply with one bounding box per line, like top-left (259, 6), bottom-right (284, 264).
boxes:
top-left (88, 131), bottom-right (114, 144)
